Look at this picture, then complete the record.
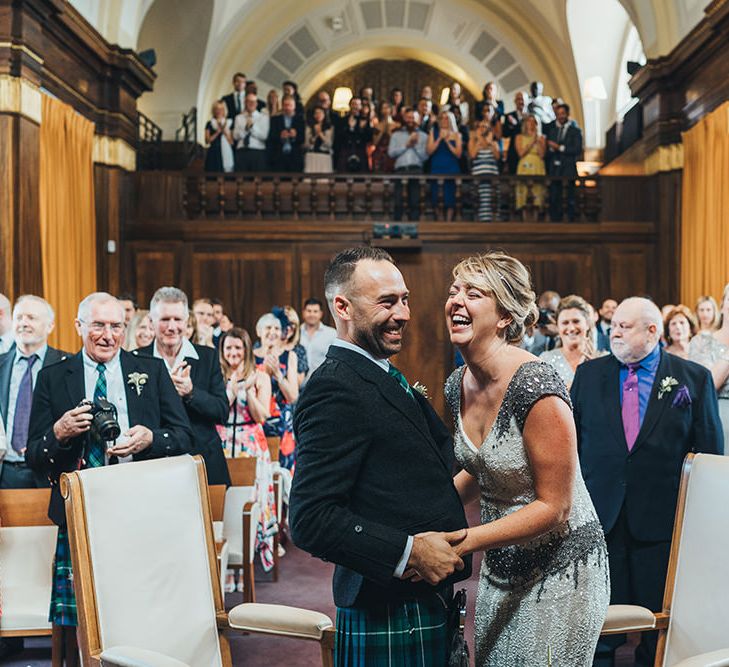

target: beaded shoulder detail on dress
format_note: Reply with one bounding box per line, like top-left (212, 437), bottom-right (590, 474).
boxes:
top-left (444, 366), bottom-right (467, 418)
top-left (500, 361), bottom-right (571, 436)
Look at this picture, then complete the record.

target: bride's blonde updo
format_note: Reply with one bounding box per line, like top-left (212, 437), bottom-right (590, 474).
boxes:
top-left (452, 251), bottom-right (538, 344)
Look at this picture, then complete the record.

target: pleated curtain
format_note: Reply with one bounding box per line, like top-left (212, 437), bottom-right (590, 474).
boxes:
top-left (39, 95), bottom-right (97, 352)
top-left (680, 101), bottom-right (729, 306)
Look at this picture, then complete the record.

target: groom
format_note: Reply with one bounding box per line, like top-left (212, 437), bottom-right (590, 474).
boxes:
top-left (290, 247), bottom-right (471, 665)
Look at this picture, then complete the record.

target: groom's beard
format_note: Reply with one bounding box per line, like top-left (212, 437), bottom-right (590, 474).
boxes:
top-left (351, 320), bottom-right (406, 359)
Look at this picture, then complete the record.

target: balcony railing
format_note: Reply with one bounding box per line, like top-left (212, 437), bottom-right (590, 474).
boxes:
top-left (183, 173), bottom-right (601, 222)
top-left (137, 111), bottom-right (162, 170)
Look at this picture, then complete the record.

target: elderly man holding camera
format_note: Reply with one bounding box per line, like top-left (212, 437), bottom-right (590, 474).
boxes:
top-left (26, 291), bottom-right (192, 664)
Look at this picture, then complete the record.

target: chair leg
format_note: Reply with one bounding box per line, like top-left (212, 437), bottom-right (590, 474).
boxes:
top-left (64, 627), bottom-right (80, 667)
top-left (272, 531), bottom-right (280, 582)
top-left (320, 627), bottom-right (335, 667)
top-left (243, 560), bottom-right (256, 603)
top-left (52, 624), bottom-right (64, 667)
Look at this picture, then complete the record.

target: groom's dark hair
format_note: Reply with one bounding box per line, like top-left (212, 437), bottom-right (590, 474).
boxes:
top-left (324, 246), bottom-right (394, 315)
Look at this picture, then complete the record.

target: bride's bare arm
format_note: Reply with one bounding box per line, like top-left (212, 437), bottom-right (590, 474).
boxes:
top-left (452, 395), bottom-right (576, 556)
top-left (454, 469), bottom-right (480, 506)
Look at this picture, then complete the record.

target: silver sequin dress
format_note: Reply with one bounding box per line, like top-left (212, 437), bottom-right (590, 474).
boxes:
top-left (446, 361), bottom-right (609, 666)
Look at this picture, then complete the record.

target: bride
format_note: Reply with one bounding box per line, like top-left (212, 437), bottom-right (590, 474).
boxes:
top-left (444, 252), bottom-right (609, 666)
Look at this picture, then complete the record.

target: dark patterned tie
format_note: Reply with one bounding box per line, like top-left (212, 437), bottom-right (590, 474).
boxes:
top-left (87, 363), bottom-right (107, 468)
top-left (388, 364), bottom-right (414, 399)
top-left (11, 354), bottom-right (39, 454)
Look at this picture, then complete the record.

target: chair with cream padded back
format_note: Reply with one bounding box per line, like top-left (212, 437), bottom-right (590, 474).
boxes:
top-left (0, 488), bottom-right (56, 642)
top-left (600, 454), bottom-right (729, 667)
top-left (60, 454), bottom-right (334, 667)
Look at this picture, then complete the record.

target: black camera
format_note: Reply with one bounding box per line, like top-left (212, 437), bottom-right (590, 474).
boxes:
top-left (80, 398), bottom-right (121, 442)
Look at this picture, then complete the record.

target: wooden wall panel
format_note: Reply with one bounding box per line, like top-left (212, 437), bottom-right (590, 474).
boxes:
top-left (130, 247), bottom-right (178, 309)
top-left (190, 250), bottom-right (294, 337)
top-left (607, 247), bottom-right (654, 301)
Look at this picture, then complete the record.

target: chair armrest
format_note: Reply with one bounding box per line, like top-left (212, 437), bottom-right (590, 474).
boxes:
top-left (601, 605), bottom-right (657, 635)
top-left (228, 602), bottom-right (333, 641)
top-left (100, 646), bottom-right (191, 667)
top-left (672, 648), bottom-right (729, 667)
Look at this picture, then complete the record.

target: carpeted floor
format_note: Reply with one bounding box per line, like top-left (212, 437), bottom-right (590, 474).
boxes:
top-left (5, 505), bottom-right (640, 666)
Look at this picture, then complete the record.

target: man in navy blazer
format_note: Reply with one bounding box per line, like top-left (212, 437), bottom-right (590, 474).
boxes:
top-left (571, 297), bottom-right (723, 667)
top-left (546, 103), bottom-right (582, 221)
top-left (268, 94), bottom-right (305, 172)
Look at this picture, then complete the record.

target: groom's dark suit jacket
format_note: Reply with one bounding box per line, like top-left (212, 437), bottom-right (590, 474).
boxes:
top-left (290, 345), bottom-right (471, 608)
top-left (571, 350), bottom-right (723, 543)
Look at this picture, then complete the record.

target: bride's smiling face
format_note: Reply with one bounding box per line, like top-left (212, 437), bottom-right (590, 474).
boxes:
top-left (445, 279), bottom-right (503, 347)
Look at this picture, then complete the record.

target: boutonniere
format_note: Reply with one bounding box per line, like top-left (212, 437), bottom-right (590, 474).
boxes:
top-left (671, 384), bottom-right (692, 408)
top-left (657, 376), bottom-right (679, 400)
top-left (412, 381), bottom-right (429, 399)
top-left (127, 372), bottom-right (148, 397)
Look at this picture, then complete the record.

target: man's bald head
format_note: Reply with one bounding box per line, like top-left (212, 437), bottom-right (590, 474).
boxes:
top-left (610, 297), bottom-right (662, 364)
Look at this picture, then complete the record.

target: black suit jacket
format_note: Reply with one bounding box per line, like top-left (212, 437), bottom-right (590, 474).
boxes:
top-left (267, 114), bottom-right (305, 171)
top-left (290, 346), bottom-right (471, 608)
top-left (135, 343), bottom-right (230, 485)
top-left (502, 111), bottom-right (525, 174)
top-left (571, 351), bottom-right (723, 542)
top-left (26, 350), bottom-right (193, 526)
top-left (546, 123), bottom-right (582, 177)
top-left (0, 345), bottom-right (66, 427)
top-left (222, 91), bottom-right (242, 120)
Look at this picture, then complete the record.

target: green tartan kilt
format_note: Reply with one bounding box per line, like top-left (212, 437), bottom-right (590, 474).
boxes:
top-left (49, 527), bottom-right (78, 627)
top-left (335, 593), bottom-right (449, 666)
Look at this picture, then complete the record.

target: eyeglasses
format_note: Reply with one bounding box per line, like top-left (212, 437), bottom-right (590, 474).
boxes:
top-left (80, 320), bottom-right (125, 334)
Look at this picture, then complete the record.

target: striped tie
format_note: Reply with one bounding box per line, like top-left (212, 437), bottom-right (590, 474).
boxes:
top-left (388, 364), bottom-right (414, 399)
top-left (87, 363), bottom-right (107, 468)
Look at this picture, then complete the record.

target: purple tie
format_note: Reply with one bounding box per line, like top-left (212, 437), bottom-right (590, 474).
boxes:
top-left (11, 354), bottom-right (39, 454)
top-left (622, 363), bottom-right (641, 451)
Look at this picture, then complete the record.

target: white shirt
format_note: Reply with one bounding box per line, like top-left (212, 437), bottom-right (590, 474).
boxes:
top-left (233, 110), bottom-right (270, 150)
top-left (82, 349), bottom-right (132, 463)
top-left (153, 337), bottom-right (199, 374)
top-left (300, 322), bottom-right (337, 378)
top-left (5, 344), bottom-right (48, 462)
top-left (329, 338), bottom-right (413, 576)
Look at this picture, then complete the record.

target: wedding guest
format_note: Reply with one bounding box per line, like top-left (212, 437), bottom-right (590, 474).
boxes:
top-left (390, 87), bottom-right (405, 121)
top-left (695, 295), bottom-right (720, 333)
top-left (282, 80), bottom-right (304, 117)
top-left (420, 85), bottom-right (438, 113)
top-left (527, 80), bottom-right (554, 126)
top-left (185, 311), bottom-right (197, 342)
top-left (503, 91), bottom-right (528, 174)
top-left (598, 298), bottom-right (618, 337)
top-left (469, 119), bottom-right (500, 221)
top-left (123, 310), bottom-right (154, 351)
top-left (217, 327), bottom-right (277, 574)
top-left (204, 101), bottom-right (234, 173)
top-left (427, 110), bottom-right (462, 221)
top-left (573, 297), bottom-right (723, 667)
top-left (515, 114), bottom-right (546, 216)
top-left (689, 283), bottom-right (729, 445)
top-left (222, 72), bottom-right (247, 119)
top-left (254, 313), bottom-right (298, 469)
top-left (116, 293), bottom-right (137, 325)
top-left (474, 81), bottom-right (504, 122)
top-left (444, 252), bottom-right (608, 666)
top-left (334, 97), bottom-right (372, 173)
top-left (371, 101), bottom-right (397, 173)
top-left (299, 298), bottom-right (336, 379)
top-left (663, 305), bottom-right (696, 359)
top-left (546, 103), bottom-right (582, 221)
top-left (245, 81), bottom-right (266, 111)
top-left (192, 298), bottom-right (215, 347)
top-left (233, 93), bottom-right (270, 171)
top-left (266, 89), bottom-right (280, 117)
top-left (268, 94), bottom-right (305, 172)
top-left (443, 81), bottom-right (469, 126)
top-left (303, 106), bottom-right (334, 173)
top-left (540, 294), bottom-right (604, 389)
top-left (280, 305), bottom-right (309, 386)
top-left (388, 108), bottom-right (428, 221)
top-left (416, 97), bottom-right (436, 134)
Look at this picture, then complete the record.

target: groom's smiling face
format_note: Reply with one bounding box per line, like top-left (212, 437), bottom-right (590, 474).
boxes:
top-left (348, 260), bottom-right (410, 359)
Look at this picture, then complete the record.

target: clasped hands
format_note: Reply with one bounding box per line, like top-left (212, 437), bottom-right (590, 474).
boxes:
top-left (401, 529), bottom-right (468, 586)
top-left (53, 404), bottom-right (153, 456)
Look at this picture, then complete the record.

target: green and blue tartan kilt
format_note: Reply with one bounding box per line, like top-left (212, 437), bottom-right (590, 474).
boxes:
top-left (49, 527), bottom-right (78, 627)
top-left (335, 593), bottom-right (449, 666)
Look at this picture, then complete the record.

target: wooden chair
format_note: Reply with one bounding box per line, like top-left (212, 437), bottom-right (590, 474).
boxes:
top-left (266, 436), bottom-right (284, 582)
top-left (223, 457), bottom-right (260, 602)
top-left (60, 454), bottom-right (335, 666)
top-left (600, 453), bottom-right (729, 666)
top-left (0, 489), bottom-right (56, 645)
top-left (209, 484), bottom-right (229, 599)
